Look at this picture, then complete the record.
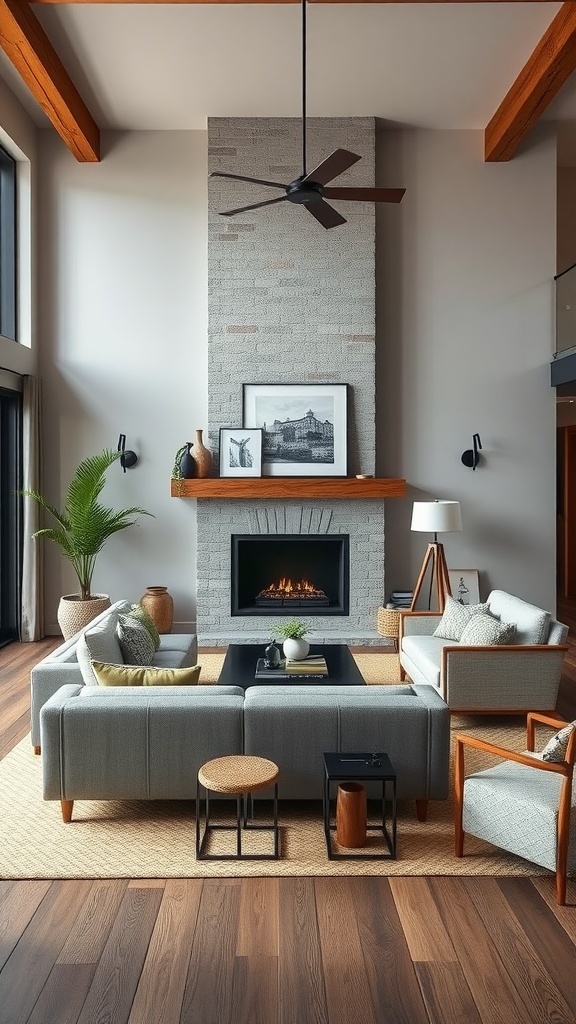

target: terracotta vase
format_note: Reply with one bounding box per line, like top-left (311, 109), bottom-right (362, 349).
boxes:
top-left (190, 429), bottom-right (213, 478)
top-left (336, 782), bottom-right (367, 848)
top-left (140, 586), bottom-right (174, 634)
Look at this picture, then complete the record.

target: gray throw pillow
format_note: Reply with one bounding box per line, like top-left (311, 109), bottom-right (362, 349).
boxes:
top-left (433, 595), bottom-right (490, 641)
top-left (541, 722), bottom-right (576, 762)
top-left (116, 614), bottom-right (156, 665)
top-left (76, 615), bottom-right (124, 686)
top-left (458, 613), bottom-right (516, 646)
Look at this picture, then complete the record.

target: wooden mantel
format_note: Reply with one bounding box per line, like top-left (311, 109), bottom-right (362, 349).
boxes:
top-left (170, 477), bottom-right (406, 499)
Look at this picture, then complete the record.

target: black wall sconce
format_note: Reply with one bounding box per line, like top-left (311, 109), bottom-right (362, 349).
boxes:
top-left (118, 433), bottom-right (138, 472)
top-left (461, 433), bottom-right (482, 471)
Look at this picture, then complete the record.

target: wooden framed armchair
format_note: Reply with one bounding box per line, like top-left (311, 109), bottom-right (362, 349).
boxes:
top-left (454, 713), bottom-right (576, 905)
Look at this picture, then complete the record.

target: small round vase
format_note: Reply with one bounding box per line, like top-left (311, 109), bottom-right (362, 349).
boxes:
top-left (140, 586), bottom-right (174, 634)
top-left (190, 429), bottom-right (213, 479)
top-left (283, 637), bottom-right (310, 661)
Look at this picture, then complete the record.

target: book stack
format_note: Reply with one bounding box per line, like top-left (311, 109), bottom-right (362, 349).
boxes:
top-left (255, 655), bottom-right (329, 680)
top-left (389, 590), bottom-right (413, 609)
top-left (285, 655), bottom-right (328, 676)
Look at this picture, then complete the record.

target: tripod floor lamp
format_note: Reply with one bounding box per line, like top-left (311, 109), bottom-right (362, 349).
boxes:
top-left (410, 500), bottom-right (463, 612)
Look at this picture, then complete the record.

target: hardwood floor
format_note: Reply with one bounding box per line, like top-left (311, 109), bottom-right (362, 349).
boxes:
top-left (1, 628), bottom-right (576, 1024)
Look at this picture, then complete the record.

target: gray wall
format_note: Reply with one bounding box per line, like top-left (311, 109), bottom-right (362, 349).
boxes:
top-left (377, 126), bottom-right (557, 609)
top-left (34, 123), bottom-right (559, 630)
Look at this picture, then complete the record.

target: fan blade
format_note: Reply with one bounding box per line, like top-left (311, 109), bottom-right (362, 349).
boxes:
top-left (302, 149), bottom-right (361, 186)
top-left (323, 187), bottom-right (406, 204)
top-left (219, 195), bottom-right (289, 217)
top-left (211, 171), bottom-right (287, 189)
top-left (305, 200), bottom-right (346, 230)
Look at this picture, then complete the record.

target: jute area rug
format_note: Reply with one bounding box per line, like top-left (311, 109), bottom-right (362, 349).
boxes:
top-left (0, 652), bottom-right (556, 881)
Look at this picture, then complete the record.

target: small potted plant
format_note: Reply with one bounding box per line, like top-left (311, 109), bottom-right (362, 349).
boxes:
top-left (272, 618), bottom-right (310, 661)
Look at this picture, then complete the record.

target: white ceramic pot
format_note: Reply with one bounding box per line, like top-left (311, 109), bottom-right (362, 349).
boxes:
top-left (283, 637), bottom-right (310, 661)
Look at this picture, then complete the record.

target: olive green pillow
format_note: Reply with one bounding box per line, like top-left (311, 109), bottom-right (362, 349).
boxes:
top-left (129, 603), bottom-right (161, 651)
top-left (91, 661), bottom-right (201, 687)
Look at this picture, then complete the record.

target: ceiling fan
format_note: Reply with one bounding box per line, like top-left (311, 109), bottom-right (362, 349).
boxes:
top-left (210, 0), bottom-right (406, 229)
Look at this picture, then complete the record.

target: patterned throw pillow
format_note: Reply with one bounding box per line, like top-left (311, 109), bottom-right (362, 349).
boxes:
top-left (458, 613), bottom-right (516, 646)
top-left (129, 603), bottom-right (160, 651)
top-left (433, 595), bottom-right (490, 641)
top-left (541, 722), bottom-right (576, 762)
top-left (91, 661), bottom-right (201, 687)
top-left (116, 614), bottom-right (156, 665)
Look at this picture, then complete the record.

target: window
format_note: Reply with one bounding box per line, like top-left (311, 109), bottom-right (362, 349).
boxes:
top-left (0, 387), bottom-right (21, 644)
top-left (0, 145), bottom-right (16, 341)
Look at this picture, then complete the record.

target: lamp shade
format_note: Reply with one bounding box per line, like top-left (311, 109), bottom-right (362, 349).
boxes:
top-left (411, 500), bottom-right (462, 534)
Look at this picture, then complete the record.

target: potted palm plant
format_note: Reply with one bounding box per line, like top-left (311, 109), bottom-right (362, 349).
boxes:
top-left (22, 448), bottom-right (153, 638)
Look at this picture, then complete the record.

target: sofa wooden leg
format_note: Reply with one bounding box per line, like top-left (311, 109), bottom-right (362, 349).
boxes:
top-left (33, 746), bottom-right (41, 755)
top-left (416, 799), bottom-right (428, 822)
top-left (61, 800), bottom-right (74, 823)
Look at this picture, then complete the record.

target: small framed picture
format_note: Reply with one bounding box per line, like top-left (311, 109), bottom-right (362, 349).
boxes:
top-left (242, 382), bottom-right (348, 477)
top-left (219, 427), bottom-right (263, 477)
top-left (448, 570), bottom-right (480, 606)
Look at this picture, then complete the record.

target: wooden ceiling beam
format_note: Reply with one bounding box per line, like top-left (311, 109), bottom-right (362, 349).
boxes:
top-left (0, 0), bottom-right (99, 161)
top-left (28, 0), bottom-right (557, 5)
top-left (485, 2), bottom-right (576, 162)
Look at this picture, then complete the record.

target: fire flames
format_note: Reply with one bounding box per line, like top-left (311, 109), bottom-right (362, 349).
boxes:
top-left (257, 577), bottom-right (327, 601)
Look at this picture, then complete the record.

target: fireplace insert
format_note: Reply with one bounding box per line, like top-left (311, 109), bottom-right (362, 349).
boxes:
top-left (231, 534), bottom-right (350, 617)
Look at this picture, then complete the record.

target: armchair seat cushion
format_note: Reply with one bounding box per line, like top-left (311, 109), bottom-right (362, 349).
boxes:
top-left (462, 758), bottom-right (574, 873)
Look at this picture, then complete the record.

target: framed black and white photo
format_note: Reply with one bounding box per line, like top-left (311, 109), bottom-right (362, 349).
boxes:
top-left (448, 570), bottom-right (480, 606)
top-left (242, 383), bottom-right (348, 476)
top-left (219, 427), bottom-right (263, 478)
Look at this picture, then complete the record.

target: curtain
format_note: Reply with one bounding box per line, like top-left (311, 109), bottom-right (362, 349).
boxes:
top-left (20, 375), bottom-right (43, 640)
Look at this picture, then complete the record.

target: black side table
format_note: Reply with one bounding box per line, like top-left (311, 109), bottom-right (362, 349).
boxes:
top-left (323, 752), bottom-right (397, 860)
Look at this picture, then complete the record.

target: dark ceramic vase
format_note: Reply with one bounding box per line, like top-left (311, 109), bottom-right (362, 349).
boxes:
top-left (179, 443), bottom-right (196, 479)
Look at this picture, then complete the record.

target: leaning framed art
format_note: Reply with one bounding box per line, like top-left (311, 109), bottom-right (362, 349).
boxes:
top-left (242, 383), bottom-right (348, 476)
top-left (448, 569), bottom-right (480, 606)
top-left (219, 427), bottom-right (263, 477)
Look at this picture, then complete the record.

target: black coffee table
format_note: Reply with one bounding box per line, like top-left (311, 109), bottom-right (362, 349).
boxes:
top-left (217, 643), bottom-right (366, 689)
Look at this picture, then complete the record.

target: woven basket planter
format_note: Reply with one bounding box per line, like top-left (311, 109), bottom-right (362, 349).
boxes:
top-left (57, 594), bottom-right (111, 640)
top-left (377, 606), bottom-right (401, 640)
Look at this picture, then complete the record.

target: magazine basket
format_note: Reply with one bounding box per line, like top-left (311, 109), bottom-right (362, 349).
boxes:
top-left (376, 606), bottom-right (401, 639)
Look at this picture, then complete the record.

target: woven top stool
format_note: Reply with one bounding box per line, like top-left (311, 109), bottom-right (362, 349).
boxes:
top-left (196, 755), bottom-right (280, 860)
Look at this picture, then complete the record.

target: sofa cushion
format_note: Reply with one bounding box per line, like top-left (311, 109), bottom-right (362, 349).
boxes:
top-left (91, 661), bottom-right (202, 687)
top-left (433, 595), bottom-right (490, 641)
top-left (401, 635), bottom-right (446, 688)
top-left (487, 590), bottom-right (550, 645)
top-left (76, 615), bottom-right (124, 686)
top-left (116, 614), bottom-right (156, 665)
top-left (459, 613), bottom-right (516, 646)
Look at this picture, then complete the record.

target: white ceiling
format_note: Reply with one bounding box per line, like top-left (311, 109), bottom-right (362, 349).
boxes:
top-left (2, 4), bottom-right (576, 147)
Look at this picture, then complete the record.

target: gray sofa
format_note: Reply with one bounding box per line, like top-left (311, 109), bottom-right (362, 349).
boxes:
top-left (40, 681), bottom-right (450, 822)
top-left (399, 589), bottom-right (568, 713)
top-left (30, 599), bottom-right (198, 751)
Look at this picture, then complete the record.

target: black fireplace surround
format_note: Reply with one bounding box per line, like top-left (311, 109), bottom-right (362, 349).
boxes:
top-left (231, 534), bottom-right (350, 617)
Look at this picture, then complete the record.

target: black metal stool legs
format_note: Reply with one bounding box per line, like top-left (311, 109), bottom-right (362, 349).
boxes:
top-left (195, 782), bottom-right (280, 860)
